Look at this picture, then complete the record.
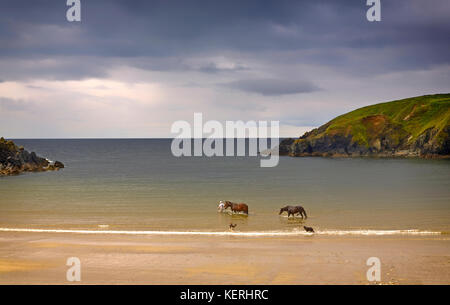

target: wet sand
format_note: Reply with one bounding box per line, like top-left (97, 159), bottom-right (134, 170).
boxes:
top-left (0, 232), bottom-right (449, 284)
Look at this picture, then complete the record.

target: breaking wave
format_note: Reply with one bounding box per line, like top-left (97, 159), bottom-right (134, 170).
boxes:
top-left (0, 227), bottom-right (441, 236)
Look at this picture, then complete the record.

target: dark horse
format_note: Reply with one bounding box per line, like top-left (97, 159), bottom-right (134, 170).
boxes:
top-left (279, 205), bottom-right (307, 219)
top-left (223, 201), bottom-right (249, 215)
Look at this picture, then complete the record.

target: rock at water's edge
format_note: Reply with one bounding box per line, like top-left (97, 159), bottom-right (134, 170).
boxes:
top-left (0, 137), bottom-right (65, 176)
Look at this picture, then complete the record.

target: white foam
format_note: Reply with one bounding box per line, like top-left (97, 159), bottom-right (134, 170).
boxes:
top-left (0, 227), bottom-right (441, 237)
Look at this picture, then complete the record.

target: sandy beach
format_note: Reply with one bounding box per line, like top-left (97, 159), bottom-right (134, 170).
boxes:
top-left (0, 231), bottom-right (448, 285)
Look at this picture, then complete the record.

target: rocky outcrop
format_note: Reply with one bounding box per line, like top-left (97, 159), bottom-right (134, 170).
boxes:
top-left (279, 94), bottom-right (450, 158)
top-left (0, 137), bottom-right (64, 176)
top-left (53, 161), bottom-right (65, 169)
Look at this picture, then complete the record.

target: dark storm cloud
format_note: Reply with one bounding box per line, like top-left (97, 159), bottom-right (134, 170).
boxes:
top-left (225, 79), bottom-right (319, 96)
top-left (0, 0), bottom-right (449, 81)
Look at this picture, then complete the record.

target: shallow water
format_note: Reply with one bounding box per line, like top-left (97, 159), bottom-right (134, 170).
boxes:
top-left (1, 139), bottom-right (449, 233)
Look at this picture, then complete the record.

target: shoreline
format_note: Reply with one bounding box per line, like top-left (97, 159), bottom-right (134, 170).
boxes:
top-left (0, 227), bottom-right (443, 237)
top-left (1, 231), bottom-right (449, 284)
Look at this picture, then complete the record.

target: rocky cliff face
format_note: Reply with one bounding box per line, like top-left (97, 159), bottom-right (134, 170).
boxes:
top-left (0, 138), bottom-right (64, 176)
top-left (279, 94), bottom-right (450, 158)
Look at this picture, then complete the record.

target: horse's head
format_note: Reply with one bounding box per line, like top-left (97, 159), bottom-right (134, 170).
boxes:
top-left (223, 201), bottom-right (232, 209)
top-left (279, 206), bottom-right (287, 215)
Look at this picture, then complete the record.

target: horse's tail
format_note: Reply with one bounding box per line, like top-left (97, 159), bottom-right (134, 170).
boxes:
top-left (302, 208), bottom-right (307, 219)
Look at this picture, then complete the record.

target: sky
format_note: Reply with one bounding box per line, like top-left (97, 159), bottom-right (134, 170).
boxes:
top-left (0, 0), bottom-right (449, 138)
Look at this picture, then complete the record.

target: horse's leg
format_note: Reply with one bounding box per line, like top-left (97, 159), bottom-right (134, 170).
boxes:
top-left (302, 209), bottom-right (307, 219)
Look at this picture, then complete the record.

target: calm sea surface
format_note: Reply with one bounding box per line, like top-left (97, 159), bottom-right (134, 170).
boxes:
top-left (1, 139), bottom-right (449, 233)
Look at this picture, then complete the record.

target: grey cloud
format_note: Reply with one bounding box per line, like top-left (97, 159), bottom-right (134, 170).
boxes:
top-left (25, 84), bottom-right (46, 90)
top-left (197, 62), bottom-right (249, 74)
top-left (0, 0), bottom-right (449, 138)
top-left (224, 78), bottom-right (319, 96)
top-left (0, 0), bottom-right (448, 81)
top-left (0, 55), bottom-right (250, 82)
top-left (0, 97), bottom-right (31, 111)
top-left (0, 56), bottom-right (111, 81)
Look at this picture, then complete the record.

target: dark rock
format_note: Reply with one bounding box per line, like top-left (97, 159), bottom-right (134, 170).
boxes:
top-left (0, 137), bottom-right (62, 176)
top-left (54, 161), bottom-right (65, 168)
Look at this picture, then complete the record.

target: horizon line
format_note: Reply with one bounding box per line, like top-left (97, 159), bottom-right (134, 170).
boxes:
top-left (7, 137), bottom-right (295, 140)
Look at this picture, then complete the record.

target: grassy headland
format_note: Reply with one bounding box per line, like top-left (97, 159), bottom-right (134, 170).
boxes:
top-left (280, 94), bottom-right (450, 157)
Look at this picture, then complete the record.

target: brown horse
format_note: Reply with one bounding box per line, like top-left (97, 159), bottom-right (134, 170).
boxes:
top-left (222, 200), bottom-right (249, 215)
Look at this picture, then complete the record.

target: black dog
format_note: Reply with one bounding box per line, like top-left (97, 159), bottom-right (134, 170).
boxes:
top-left (229, 223), bottom-right (237, 230)
top-left (303, 226), bottom-right (314, 233)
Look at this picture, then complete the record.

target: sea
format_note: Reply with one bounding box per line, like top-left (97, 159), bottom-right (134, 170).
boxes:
top-left (1, 139), bottom-right (449, 236)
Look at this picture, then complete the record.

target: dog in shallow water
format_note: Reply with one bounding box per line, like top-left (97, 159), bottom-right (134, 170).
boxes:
top-left (229, 223), bottom-right (237, 231)
top-left (303, 226), bottom-right (314, 233)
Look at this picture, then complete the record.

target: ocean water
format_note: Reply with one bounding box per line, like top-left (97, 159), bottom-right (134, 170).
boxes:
top-left (1, 139), bottom-right (449, 234)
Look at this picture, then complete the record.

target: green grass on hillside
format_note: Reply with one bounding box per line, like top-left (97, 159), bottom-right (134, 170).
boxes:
top-left (0, 137), bottom-right (19, 152)
top-left (305, 94), bottom-right (450, 147)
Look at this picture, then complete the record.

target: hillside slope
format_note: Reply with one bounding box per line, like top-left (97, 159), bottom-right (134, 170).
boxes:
top-left (279, 94), bottom-right (450, 158)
